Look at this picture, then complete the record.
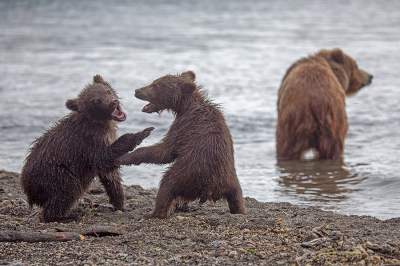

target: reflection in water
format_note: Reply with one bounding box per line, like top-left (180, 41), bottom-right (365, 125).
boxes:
top-left (277, 160), bottom-right (367, 202)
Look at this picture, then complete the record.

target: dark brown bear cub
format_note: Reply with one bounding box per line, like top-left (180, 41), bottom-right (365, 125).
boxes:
top-left (277, 48), bottom-right (373, 161)
top-left (118, 71), bottom-right (246, 218)
top-left (21, 75), bottom-right (153, 223)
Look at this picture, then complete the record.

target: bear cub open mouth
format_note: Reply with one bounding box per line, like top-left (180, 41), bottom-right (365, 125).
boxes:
top-left (111, 103), bottom-right (126, 121)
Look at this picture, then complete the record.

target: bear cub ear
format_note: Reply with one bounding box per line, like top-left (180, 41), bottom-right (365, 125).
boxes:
top-left (181, 71), bottom-right (196, 82)
top-left (66, 98), bottom-right (79, 112)
top-left (330, 48), bottom-right (345, 64)
top-left (181, 82), bottom-right (196, 95)
top-left (93, 74), bottom-right (105, 84)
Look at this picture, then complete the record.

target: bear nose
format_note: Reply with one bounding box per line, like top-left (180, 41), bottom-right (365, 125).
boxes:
top-left (368, 74), bottom-right (373, 83)
top-left (135, 89), bottom-right (145, 98)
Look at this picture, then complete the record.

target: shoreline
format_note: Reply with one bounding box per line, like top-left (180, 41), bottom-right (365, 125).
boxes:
top-left (1, 169), bottom-right (399, 265)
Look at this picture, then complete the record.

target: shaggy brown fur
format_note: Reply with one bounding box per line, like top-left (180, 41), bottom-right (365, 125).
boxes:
top-left (276, 48), bottom-right (373, 161)
top-left (117, 71), bottom-right (246, 218)
top-left (21, 75), bottom-right (153, 222)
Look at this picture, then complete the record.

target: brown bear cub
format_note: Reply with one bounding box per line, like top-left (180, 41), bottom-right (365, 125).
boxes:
top-left (117, 71), bottom-right (246, 218)
top-left (276, 48), bottom-right (373, 161)
top-left (21, 75), bottom-right (153, 222)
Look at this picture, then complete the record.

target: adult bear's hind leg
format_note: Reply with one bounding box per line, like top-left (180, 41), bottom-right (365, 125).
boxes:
top-left (317, 134), bottom-right (344, 160)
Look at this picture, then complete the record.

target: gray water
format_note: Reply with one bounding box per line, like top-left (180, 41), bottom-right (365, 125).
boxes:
top-left (1, 0), bottom-right (399, 219)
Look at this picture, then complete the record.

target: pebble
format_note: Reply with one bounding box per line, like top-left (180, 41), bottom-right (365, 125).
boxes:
top-left (176, 216), bottom-right (186, 221)
top-left (228, 250), bottom-right (238, 258)
top-left (210, 240), bottom-right (227, 248)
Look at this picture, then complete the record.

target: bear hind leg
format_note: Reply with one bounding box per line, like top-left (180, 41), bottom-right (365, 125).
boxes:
top-left (41, 195), bottom-right (80, 223)
top-left (317, 135), bottom-right (344, 160)
top-left (277, 131), bottom-right (311, 160)
top-left (225, 179), bottom-right (246, 214)
top-left (99, 170), bottom-right (124, 211)
top-left (151, 179), bottom-right (176, 219)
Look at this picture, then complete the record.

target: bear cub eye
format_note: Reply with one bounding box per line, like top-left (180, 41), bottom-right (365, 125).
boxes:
top-left (92, 98), bottom-right (103, 104)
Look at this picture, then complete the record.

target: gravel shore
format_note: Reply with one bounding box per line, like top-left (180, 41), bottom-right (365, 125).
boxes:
top-left (0, 169), bottom-right (399, 265)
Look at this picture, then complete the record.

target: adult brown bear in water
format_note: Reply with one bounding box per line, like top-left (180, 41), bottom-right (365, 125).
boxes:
top-left (118, 71), bottom-right (246, 218)
top-left (276, 49), bottom-right (373, 161)
top-left (21, 75), bottom-right (153, 222)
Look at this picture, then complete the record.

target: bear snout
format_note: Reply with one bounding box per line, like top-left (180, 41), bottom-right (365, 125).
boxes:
top-left (135, 89), bottom-right (144, 99)
top-left (135, 88), bottom-right (146, 100)
top-left (360, 69), bottom-right (373, 86)
top-left (367, 74), bottom-right (373, 84)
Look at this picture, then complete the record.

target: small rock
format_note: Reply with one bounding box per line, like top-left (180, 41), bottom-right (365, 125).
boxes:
top-left (228, 250), bottom-right (238, 258)
top-left (244, 240), bottom-right (256, 248)
top-left (206, 216), bottom-right (220, 226)
top-left (301, 237), bottom-right (329, 248)
top-left (175, 234), bottom-right (186, 240)
top-left (366, 241), bottom-right (396, 254)
top-left (176, 216), bottom-right (186, 221)
top-left (0, 172), bottom-right (14, 180)
top-left (0, 200), bottom-right (13, 210)
top-left (210, 240), bottom-right (226, 248)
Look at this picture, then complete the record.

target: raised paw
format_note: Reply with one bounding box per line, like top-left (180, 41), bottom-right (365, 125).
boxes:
top-left (134, 127), bottom-right (154, 144)
top-left (115, 130), bottom-right (150, 153)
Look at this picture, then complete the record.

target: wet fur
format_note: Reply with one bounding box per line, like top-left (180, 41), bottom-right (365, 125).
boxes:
top-left (118, 71), bottom-right (246, 218)
top-left (21, 75), bottom-right (152, 222)
top-left (276, 49), bottom-right (373, 161)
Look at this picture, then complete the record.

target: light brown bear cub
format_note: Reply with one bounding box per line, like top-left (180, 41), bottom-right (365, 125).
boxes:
top-left (276, 48), bottom-right (373, 161)
top-left (118, 71), bottom-right (246, 218)
top-left (21, 75), bottom-right (153, 222)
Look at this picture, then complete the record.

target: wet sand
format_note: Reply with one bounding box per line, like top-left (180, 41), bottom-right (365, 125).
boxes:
top-left (1, 170), bottom-right (399, 265)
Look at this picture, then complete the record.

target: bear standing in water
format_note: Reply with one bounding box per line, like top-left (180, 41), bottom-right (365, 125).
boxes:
top-left (277, 48), bottom-right (373, 161)
top-left (21, 75), bottom-right (153, 222)
top-left (118, 71), bottom-right (246, 218)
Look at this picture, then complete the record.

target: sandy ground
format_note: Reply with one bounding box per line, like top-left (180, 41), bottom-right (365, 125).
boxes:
top-left (0, 169), bottom-right (399, 265)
